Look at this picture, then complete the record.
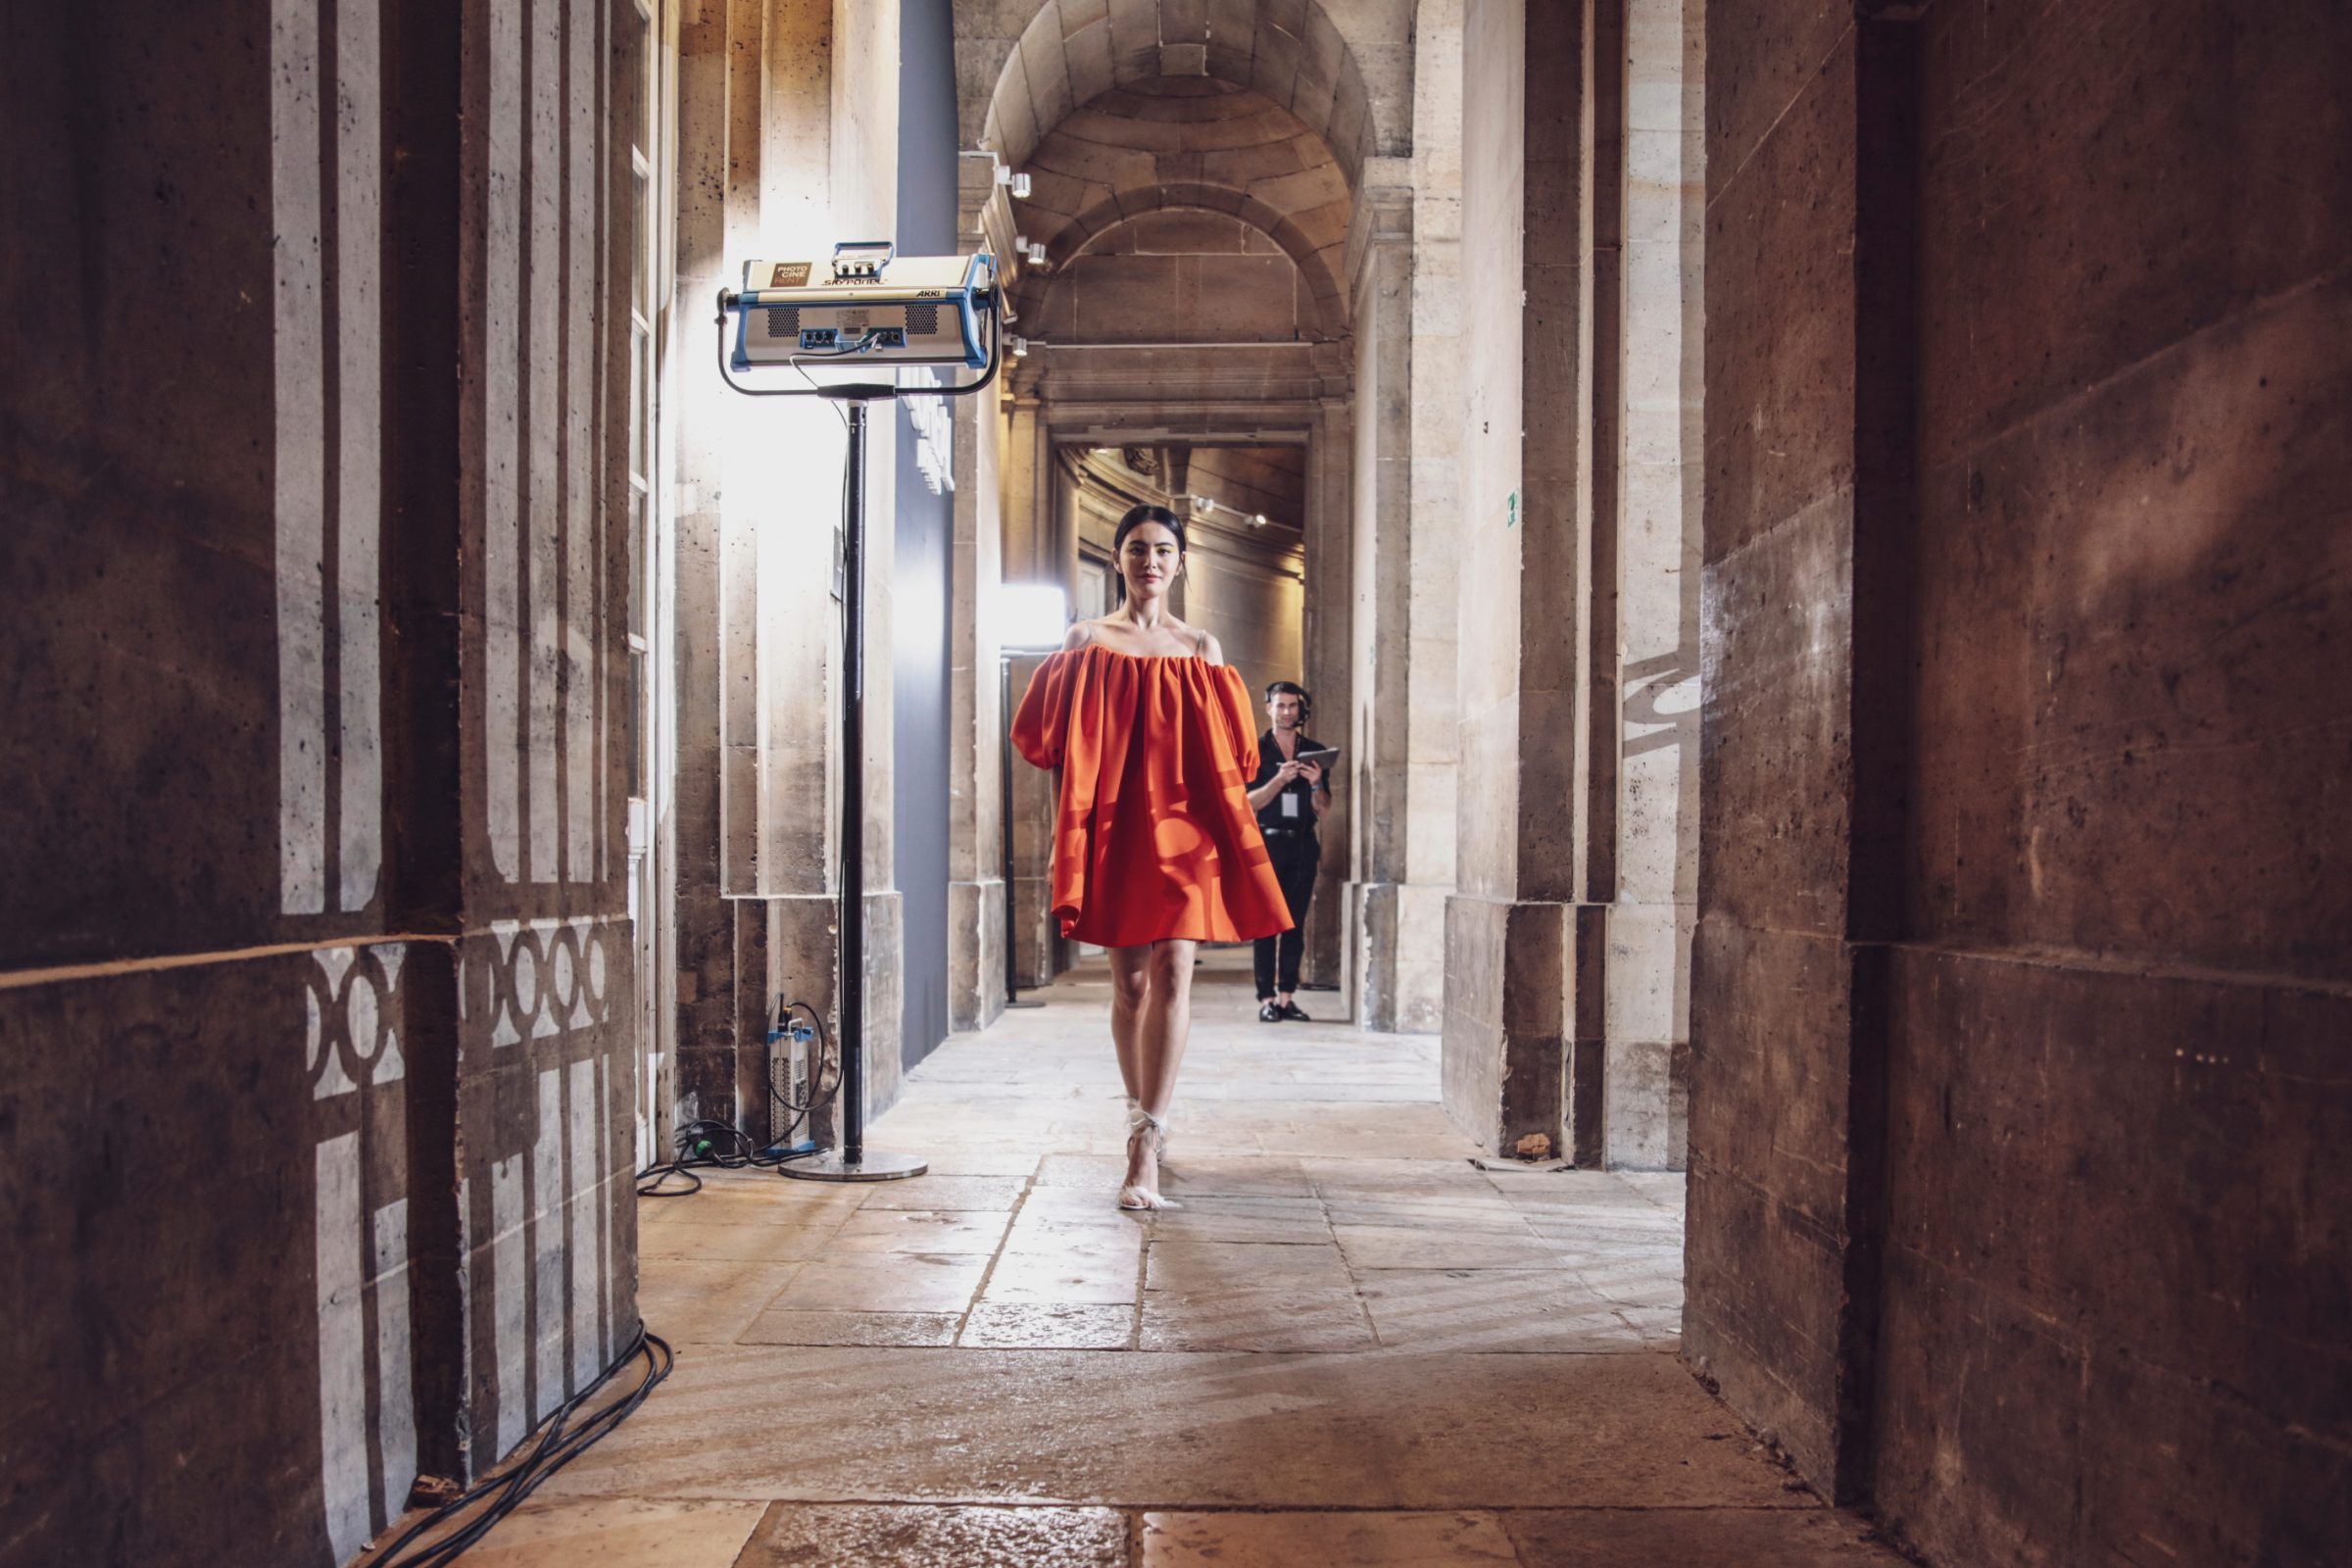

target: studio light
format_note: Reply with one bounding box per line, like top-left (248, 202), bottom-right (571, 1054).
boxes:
top-left (710, 240), bottom-right (1008, 1184)
top-left (997, 582), bottom-right (1069, 654)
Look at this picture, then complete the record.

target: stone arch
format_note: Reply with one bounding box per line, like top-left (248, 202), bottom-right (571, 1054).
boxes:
top-left (980, 0), bottom-right (1382, 196)
top-left (1036, 182), bottom-right (1346, 335)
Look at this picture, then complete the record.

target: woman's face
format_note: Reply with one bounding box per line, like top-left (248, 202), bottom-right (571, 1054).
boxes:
top-left (1118, 521), bottom-right (1183, 603)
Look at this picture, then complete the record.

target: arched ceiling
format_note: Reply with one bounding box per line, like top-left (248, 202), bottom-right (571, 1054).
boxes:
top-left (1011, 78), bottom-right (1348, 336)
top-left (958, 0), bottom-right (1396, 420)
top-left (962, 0), bottom-right (1412, 198)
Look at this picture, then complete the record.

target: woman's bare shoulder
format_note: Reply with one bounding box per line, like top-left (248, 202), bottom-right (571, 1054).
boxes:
top-left (1060, 618), bottom-right (1101, 652)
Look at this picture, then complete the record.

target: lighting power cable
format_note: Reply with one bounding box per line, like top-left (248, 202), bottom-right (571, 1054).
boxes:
top-left (364, 1329), bottom-right (673, 1568)
top-left (634, 999), bottom-right (841, 1197)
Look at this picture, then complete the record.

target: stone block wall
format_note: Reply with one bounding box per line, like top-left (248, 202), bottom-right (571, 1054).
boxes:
top-left (1691, 2), bottom-right (2352, 1558)
top-left (1, 1), bottom-right (640, 1561)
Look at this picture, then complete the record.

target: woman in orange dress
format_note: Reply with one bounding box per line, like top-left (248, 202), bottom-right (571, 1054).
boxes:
top-left (1011, 504), bottom-right (1293, 1209)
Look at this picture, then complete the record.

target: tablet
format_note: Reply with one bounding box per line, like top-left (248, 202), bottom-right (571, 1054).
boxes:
top-left (1294, 747), bottom-right (1341, 769)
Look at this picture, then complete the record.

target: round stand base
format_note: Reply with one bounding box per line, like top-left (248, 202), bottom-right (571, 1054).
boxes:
top-left (1004, 999), bottom-right (1047, 1010)
top-left (774, 1150), bottom-right (930, 1183)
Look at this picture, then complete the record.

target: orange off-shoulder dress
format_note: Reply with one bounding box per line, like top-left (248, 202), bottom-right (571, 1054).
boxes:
top-left (1011, 645), bottom-right (1295, 948)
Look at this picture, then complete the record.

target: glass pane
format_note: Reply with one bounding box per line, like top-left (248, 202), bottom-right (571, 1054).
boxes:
top-left (631, 168), bottom-right (649, 325)
top-left (630, 325), bottom-right (649, 487)
top-left (628, 648), bottom-right (645, 798)
top-left (628, 486), bottom-right (646, 641)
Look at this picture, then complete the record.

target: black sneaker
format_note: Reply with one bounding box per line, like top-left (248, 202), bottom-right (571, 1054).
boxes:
top-left (1258, 1001), bottom-right (1283, 1022)
top-left (1278, 1001), bottom-right (1311, 1021)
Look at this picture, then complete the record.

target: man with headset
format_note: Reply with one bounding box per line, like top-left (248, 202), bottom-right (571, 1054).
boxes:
top-left (1243, 680), bottom-right (1332, 1021)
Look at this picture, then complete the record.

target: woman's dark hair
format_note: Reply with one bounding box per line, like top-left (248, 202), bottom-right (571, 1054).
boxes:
top-left (1112, 503), bottom-right (1186, 555)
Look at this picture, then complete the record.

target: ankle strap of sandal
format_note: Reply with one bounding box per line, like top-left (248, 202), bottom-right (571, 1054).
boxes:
top-left (1124, 1096), bottom-right (1172, 1138)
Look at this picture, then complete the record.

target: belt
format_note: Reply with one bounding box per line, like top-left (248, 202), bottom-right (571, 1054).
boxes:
top-left (1260, 826), bottom-right (1316, 841)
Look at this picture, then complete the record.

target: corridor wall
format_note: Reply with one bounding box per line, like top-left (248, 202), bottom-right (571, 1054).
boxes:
top-left (1690, 3), bottom-right (2352, 1561)
top-left (0, 0), bottom-right (642, 1559)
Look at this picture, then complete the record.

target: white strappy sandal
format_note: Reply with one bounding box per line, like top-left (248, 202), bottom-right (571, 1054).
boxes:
top-left (1118, 1098), bottom-right (1180, 1211)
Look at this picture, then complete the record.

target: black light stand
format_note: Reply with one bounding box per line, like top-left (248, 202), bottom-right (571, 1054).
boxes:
top-left (713, 281), bottom-right (1004, 1182)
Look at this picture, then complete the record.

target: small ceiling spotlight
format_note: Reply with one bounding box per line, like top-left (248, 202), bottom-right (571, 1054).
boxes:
top-left (1026, 240), bottom-right (1048, 266)
top-left (1250, 513), bottom-right (1268, 528)
top-left (1009, 336), bottom-right (1030, 358)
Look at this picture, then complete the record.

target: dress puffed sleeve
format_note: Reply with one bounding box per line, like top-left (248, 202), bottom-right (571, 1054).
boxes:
top-left (1011, 653), bottom-right (1073, 769)
top-left (1210, 664), bottom-right (1261, 780)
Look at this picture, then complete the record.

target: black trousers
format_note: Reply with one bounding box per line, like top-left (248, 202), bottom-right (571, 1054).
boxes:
top-left (1253, 834), bottom-right (1320, 998)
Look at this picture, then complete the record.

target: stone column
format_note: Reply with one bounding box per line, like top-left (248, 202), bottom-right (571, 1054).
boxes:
top-left (1396, 3), bottom-right (1466, 1036)
top-left (0, 0), bottom-right (637, 1545)
top-left (1346, 185), bottom-right (1416, 1027)
top-left (672, 0), bottom-right (904, 1144)
top-left (1603, 0), bottom-right (1703, 1169)
top-left (1301, 395), bottom-right (1354, 998)
top-left (1683, 0), bottom-right (1916, 1503)
top-left (997, 382), bottom-right (1063, 985)
top-left (670, 0), bottom-right (765, 1134)
top-left (1446, 0), bottom-right (1618, 1163)
top-left (946, 368), bottom-right (1008, 1030)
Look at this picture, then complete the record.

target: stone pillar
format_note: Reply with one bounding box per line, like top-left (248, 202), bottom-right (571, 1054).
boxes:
top-left (1683, 0), bottom-right (1915, 1504)
top-left (1346, 0), bottom-right (1467, 1038)
top-left (1446, 0), bottom-right (1618, 1163)
top-left (672, 0), bottom-right (904, 1145)
top-left (1346, 186), bottom-right (1416, 1028)
top-left (995, 376), bottom-right (1080, 984)
top-left (0, 0), bottom-right (636, 1547)
top-left (1301, 396), bottom-right (1354, 998)
top-left (947, 368), bottom-right (1008, 1030)
top-left (1603, 0), bottom-right (1703, 1169)
top-left (1396, 3), bottom-right (1467, 1037)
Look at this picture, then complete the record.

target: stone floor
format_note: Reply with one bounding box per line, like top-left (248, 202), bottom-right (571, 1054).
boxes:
top-left (402, 954), bottom-right (1907, 1566)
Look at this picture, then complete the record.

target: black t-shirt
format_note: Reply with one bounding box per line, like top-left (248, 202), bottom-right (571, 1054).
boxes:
top-left (1250, 730), bottom-right (1326, 836)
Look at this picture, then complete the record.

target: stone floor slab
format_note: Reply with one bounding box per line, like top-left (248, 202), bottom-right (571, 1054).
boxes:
top-left (980, 1249), bottom-right (1144, 1306)
top-left (1501, 1505), bottom-right (1906, 1565)
top-left (1138, 1287), bottom-right (1376, 1352)
top-left (358, 1496), bottom-right (766, 1567)
top-left (1142, 1508), bottom-right (1521, 1567)
top-left (1334, 1224), bottom-right (1559, 1271)
top-left (764, 1253), bottom-right (989, 1313)
top-left (829, 1208), bottom-right (1014, 1254)
top-left (637, 1221), bottom-right (844, 1263)
top-left (736, 1502), bottom-right (1128, 1567)
top-left (736, 1309), bottom-right (963, 1348)
top-left (1145, 1238), bottom-right (1351, 1293)
top-left (1355, 1270), bottom-right (1655, 1354)
top-left (960, 1302), bottom-right (1137, 1349)
top-left (857, 1175), bottom-right (1031, 1211)
top-left (635, 1259), bottom-right (804, 1346)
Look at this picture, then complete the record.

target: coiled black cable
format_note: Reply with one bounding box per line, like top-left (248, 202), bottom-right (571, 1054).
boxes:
top-left (367, 1329), bottom-right (673, 1567)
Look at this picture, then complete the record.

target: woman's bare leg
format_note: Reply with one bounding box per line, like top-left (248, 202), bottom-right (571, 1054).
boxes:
top-left (1106, 945), bottom-right (1152, 1104)
top-left (1119, 938), bottom-right (1197, 1198)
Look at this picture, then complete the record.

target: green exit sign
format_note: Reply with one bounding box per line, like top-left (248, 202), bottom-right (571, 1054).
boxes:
top-left (1506, 489), bottom-right (1519, 528)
